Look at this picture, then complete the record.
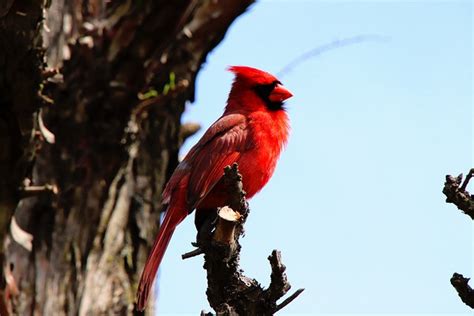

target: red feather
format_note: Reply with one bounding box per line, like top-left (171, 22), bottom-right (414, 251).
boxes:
top-left (136, 66), bottom-right (292, 311)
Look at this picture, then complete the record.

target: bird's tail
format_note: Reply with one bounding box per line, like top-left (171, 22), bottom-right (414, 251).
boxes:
top-left (136, 204), bottom-right (187, 311)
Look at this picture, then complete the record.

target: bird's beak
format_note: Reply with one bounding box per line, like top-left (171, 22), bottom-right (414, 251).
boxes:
top-left (269, 84), bottom-right (293, 103)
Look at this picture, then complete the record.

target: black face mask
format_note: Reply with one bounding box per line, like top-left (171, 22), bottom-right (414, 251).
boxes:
top-left (254, 81), bottom-right (284, 111)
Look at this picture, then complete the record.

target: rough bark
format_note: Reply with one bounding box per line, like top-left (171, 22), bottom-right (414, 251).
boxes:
top-left (183, 164), bottom-right (304, 315)
top-left (0, 1), bottom-right (46, 314)
top-left (443, 169), bottom-right (474, 309)
top-left (0, 0), bottom-right (254, 315)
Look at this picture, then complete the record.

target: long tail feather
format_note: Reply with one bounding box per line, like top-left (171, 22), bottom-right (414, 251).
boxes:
top-left (136, 205), bottom-right (187, 311)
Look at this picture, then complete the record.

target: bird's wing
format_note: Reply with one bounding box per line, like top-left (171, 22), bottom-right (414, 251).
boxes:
top-left (186, 113), bottom-right (251, 209)
top-left (164, 113), bottom-right (250, 210)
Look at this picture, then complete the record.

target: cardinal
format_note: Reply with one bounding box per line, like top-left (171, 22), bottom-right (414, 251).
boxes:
top-left (136, 66), bottom-right (293, 310)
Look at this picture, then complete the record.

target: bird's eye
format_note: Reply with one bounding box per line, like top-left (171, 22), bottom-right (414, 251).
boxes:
top-left (254, 83), bottom-right (275, 100)
top-left (253, 80), bottom-right (286, 111)
top-left (269, 80), bottom-right (281, 89)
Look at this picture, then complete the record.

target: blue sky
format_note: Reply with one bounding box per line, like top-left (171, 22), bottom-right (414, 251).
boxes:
top-left (157, 1), bottom-right (472, 315)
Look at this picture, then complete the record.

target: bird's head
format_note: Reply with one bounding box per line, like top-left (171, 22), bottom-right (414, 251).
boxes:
top-left (226, 66), bottom-right (293, 112)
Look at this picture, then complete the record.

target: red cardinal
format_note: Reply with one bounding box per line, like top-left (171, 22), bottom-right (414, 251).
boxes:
top-left (136, 66), bottom-right (293, 310)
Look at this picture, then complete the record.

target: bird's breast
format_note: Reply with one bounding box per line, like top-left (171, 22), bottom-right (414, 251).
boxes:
top-left (237, 110), bottom-right (289, 198)
top-left (197, 110), bottom-right (289, 209)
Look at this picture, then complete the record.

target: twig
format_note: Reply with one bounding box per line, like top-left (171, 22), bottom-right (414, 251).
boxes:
top-left (181, 247), bottom-right (204, 260)
top-left (277, 34), bottom-right (389, 78)
top-left (450, 273), bottom-right (474, 309)
top-left (460, 168), bottom-right (474, 191)
top-left (122, 79), bottom-right (190, 147)
top-left (132, 79), bottom-right (189, 123)
top-left (19, 184), bottom-right (58, 198)
top-left (443, 170), bottom-right (474, 220)
top-left (275, 288), bottom-right (305, 313)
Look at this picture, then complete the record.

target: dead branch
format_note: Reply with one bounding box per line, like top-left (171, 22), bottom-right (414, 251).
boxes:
top-left (451, 273), bottom-right (474, 309)
top-left (198, 163), bottom-right (304, 315)
top-left (443, 169), bottom-right (474, 220)
top-left (443, 170), bottom-right (474, 310)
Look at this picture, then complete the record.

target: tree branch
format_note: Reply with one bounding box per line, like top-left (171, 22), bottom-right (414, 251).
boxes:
top-left (198, 163), bottom-right (303, 315)
top-left (443, 169), bottom-right (474, 220)
top-left (443, 170), bottom-right (474, 310)
top-left (451, 273), bottom-right (474, 309)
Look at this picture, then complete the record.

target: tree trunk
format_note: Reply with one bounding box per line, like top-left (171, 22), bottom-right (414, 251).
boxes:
top-left (0, 0), bottom-right (254, 315)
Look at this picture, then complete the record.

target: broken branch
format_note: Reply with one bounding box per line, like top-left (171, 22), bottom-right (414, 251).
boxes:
top-left (213, 206), bottom-right (241, 245)
top-left (19, 184), bottom-right (58, 198)
top-left (451, 273), bottom-right (474, 309)
top-left (443, 170), bottom-right (474, 220)
top-left (182, 247), bottom-right (204, 260)
top-left (200, 163), bottom-right (303, 315)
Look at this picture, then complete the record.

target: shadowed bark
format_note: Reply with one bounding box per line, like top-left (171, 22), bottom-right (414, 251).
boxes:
top-left (0, 0), bottom-right (254, 314)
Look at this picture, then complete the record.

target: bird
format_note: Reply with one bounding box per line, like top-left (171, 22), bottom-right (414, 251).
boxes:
top-left (136, 66), bottom-right (293, 311)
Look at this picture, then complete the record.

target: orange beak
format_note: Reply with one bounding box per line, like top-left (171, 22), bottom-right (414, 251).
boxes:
top-left (269, 84), bottom-right (293, 103)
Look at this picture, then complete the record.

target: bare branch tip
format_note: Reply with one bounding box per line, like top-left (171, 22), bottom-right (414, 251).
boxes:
top-left (181, 248), bottom-right (204, 260)
top-left (275, 288), bottom-right (305, 313)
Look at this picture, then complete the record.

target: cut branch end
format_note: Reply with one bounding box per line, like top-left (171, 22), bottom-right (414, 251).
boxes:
top-left (213, 206), bottom-right (241, 244)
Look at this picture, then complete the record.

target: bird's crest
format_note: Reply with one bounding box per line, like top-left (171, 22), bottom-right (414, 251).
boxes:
top-left (228, 66), bottom-right (278, 86)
